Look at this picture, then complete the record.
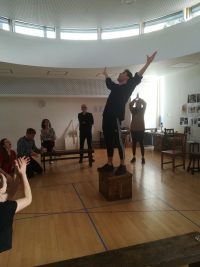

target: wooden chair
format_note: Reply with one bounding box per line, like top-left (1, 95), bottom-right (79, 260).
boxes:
top-left (164, 128), bottom-right (174, 136)
top-left (161, 133), bottom-right (186, 171)
top-left (187, 142), bottom-right (200, 174)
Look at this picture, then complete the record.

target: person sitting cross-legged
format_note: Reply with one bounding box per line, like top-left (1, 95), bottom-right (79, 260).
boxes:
top-left (17, 128), bottom-right (44, 178)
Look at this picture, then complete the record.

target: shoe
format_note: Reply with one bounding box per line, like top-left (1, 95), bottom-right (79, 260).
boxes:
top-left (130, 157), bottom-right (136, 163)
top-left (92, 158), bottom-right (95, 162)
top-left (79, 159), bottom-right (83, 163)
top-left (97, 164), bottom-right (114, 172)
top-left (115, 165), bottom-right (127, 176)
top-left (141, 158), bottom-right (145, 164)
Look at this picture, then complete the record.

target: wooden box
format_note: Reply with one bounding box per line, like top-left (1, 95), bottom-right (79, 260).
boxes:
top-left (99, 170), bottom-right (132, 201)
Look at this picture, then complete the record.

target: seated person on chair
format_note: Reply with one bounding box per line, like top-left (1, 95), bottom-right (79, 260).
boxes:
top-left (17, 128), bottom-right (44, 179)
top-left (40, 119), bottom-right (56, 152)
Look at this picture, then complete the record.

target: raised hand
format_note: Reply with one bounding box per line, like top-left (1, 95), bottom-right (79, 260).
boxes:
top-left (96, 67), bottom-right (108, 78)
top-left (147, 51), bottom-right (157, 64)
top-left (15, 157), bottom-right (29, 176)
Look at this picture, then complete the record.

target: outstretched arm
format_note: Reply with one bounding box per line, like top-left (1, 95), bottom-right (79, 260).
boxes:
top-left (137, 51), bottom-right (157, 77)
top-left (15, 157), bottom-right (32, 213)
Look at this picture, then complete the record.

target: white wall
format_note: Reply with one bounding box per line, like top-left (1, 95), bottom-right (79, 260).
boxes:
top-left (1, 64), bottom-right (200, 150)
top-left (0, 97), bottom-right (106, 150)
top-left (160, 64), bottom-right (200, 142)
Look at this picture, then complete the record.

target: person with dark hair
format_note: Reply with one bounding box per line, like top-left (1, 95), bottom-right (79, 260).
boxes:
top-left (17, 128), bottom-right (43, 178)
top-left (78, 104), bottom-right (94, 163)
top-left (97, 51), bottom-right (157, 176)
top-left (40, 119), bottom-right (56, 153)
top-left (0, 138), bottom-right (20, 199)
top-left (129, 96), bottom-right (147, 164)
top-left (0, 138), bottom-right (16, 178)
top-left (0, 157), bottom-right (32, 253)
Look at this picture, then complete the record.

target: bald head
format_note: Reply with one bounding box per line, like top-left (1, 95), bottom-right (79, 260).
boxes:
top-left (81, 104), bottom-right (87, 113)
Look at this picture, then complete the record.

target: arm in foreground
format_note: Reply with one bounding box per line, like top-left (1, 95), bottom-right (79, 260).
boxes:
top-left (15, 157), bottom-right (32, 213)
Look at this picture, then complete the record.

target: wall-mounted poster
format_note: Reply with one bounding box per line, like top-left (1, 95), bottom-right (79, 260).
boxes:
top-left (181, 104), bottom-right (187, 115)
top-left (188, 94), bottom-right (197, 103)
top-left (180, 117), bottom-right (189, 126)
top-left (197, 104), bottom-right (200, 113)
top-left (188, 104), bottom-right (197, 114)
top-left (197, 94), bottom-right (200, 103)
top-left (191, 118), bottom-right (198, 126)
top-left (180, 117), bottom-right (184, 125)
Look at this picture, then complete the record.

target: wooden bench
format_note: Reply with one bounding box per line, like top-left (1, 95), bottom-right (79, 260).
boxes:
top-left (36, 232), bottom-right (200, 266)
top-left (41, 149), bottom-right (94, 171)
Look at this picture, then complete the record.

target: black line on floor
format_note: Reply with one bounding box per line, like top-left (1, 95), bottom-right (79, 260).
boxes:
top-left (72, 183), bottom-right (108, 251)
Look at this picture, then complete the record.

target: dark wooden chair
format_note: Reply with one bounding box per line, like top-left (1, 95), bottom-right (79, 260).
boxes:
top-left (161, 133), bottom-right (187, 171)
top-left (164, 128), bottom-right (174, 136)
top-left (187, 142), bottom-right (200, 174)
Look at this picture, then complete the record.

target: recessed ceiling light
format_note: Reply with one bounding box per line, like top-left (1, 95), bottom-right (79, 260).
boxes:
top-left (121, 0), bottom-right (136, 4)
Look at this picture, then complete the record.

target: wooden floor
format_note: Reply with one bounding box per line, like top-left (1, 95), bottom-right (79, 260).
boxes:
top-left (1, 147), bottom-right (200, 267)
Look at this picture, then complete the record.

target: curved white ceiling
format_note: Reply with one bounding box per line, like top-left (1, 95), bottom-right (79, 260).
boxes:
top-left (0, 0), bottom-right (200, 76)
top-left (0, 15), bottom-right (200, 69)
top-left (0, 0), bottom-right (199, 28)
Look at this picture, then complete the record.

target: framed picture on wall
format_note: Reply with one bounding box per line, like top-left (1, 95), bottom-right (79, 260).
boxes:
top-left (188, 94), bottom-right (197, 103)
top-left (198, 118), bottom-right (200, 127)
top-left (188, 104), bottom-right (196, 114)
top-left (197, 94), bottom-right (200, 103)
top-left (181, 104), bottom-right (187, 115)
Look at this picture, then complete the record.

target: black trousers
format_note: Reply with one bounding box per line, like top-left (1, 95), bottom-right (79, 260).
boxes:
top-left (102, 116), bottom-right (124, 160)
top-left (26, 157), bottom-right (43, 178)
top-left (41, 140), bottom-right (55, 152)
top-left (131, 130), bottom-right (145, 157)
top-left (79, 131), bottom-right (92, 159)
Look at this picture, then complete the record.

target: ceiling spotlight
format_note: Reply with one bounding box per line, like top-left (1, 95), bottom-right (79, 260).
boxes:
top-left (121, 0), bottom-right (136, 4)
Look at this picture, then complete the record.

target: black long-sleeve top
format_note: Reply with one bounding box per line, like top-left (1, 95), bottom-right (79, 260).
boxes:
top-left (103, 72), bottom-right (142, 121)
top-left (78, 112), bottom-right (94, 133)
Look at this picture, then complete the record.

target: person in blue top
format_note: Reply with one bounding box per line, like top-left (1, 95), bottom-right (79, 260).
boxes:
top-left (17, 128), bottom-right (43, 178)
top-left (97, 51), bottom-right (157, 176)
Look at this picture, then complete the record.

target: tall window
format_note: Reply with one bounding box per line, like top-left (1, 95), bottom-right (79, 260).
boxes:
top-left (130, 76), bottom-right (160, 128)
top-left (0, 17), bottom-right (10, 31)
top-left (14, 21), bottom-right (56, 38)
top-left (101, 24), bottom-right (139, 40)
top-left (45, 27), bottom-right (56, 38)
top-left (60, 29), bottom-right (97, 40)
top-left (144, 11), bottom-right (184, 33)
top-left (191, 3), bottom-right (200, 18)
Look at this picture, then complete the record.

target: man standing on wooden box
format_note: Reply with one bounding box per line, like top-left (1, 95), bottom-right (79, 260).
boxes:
top-left (97, 51), bottom-right (157, 176)
top-left (78, 104), bottom-right (94, 163)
